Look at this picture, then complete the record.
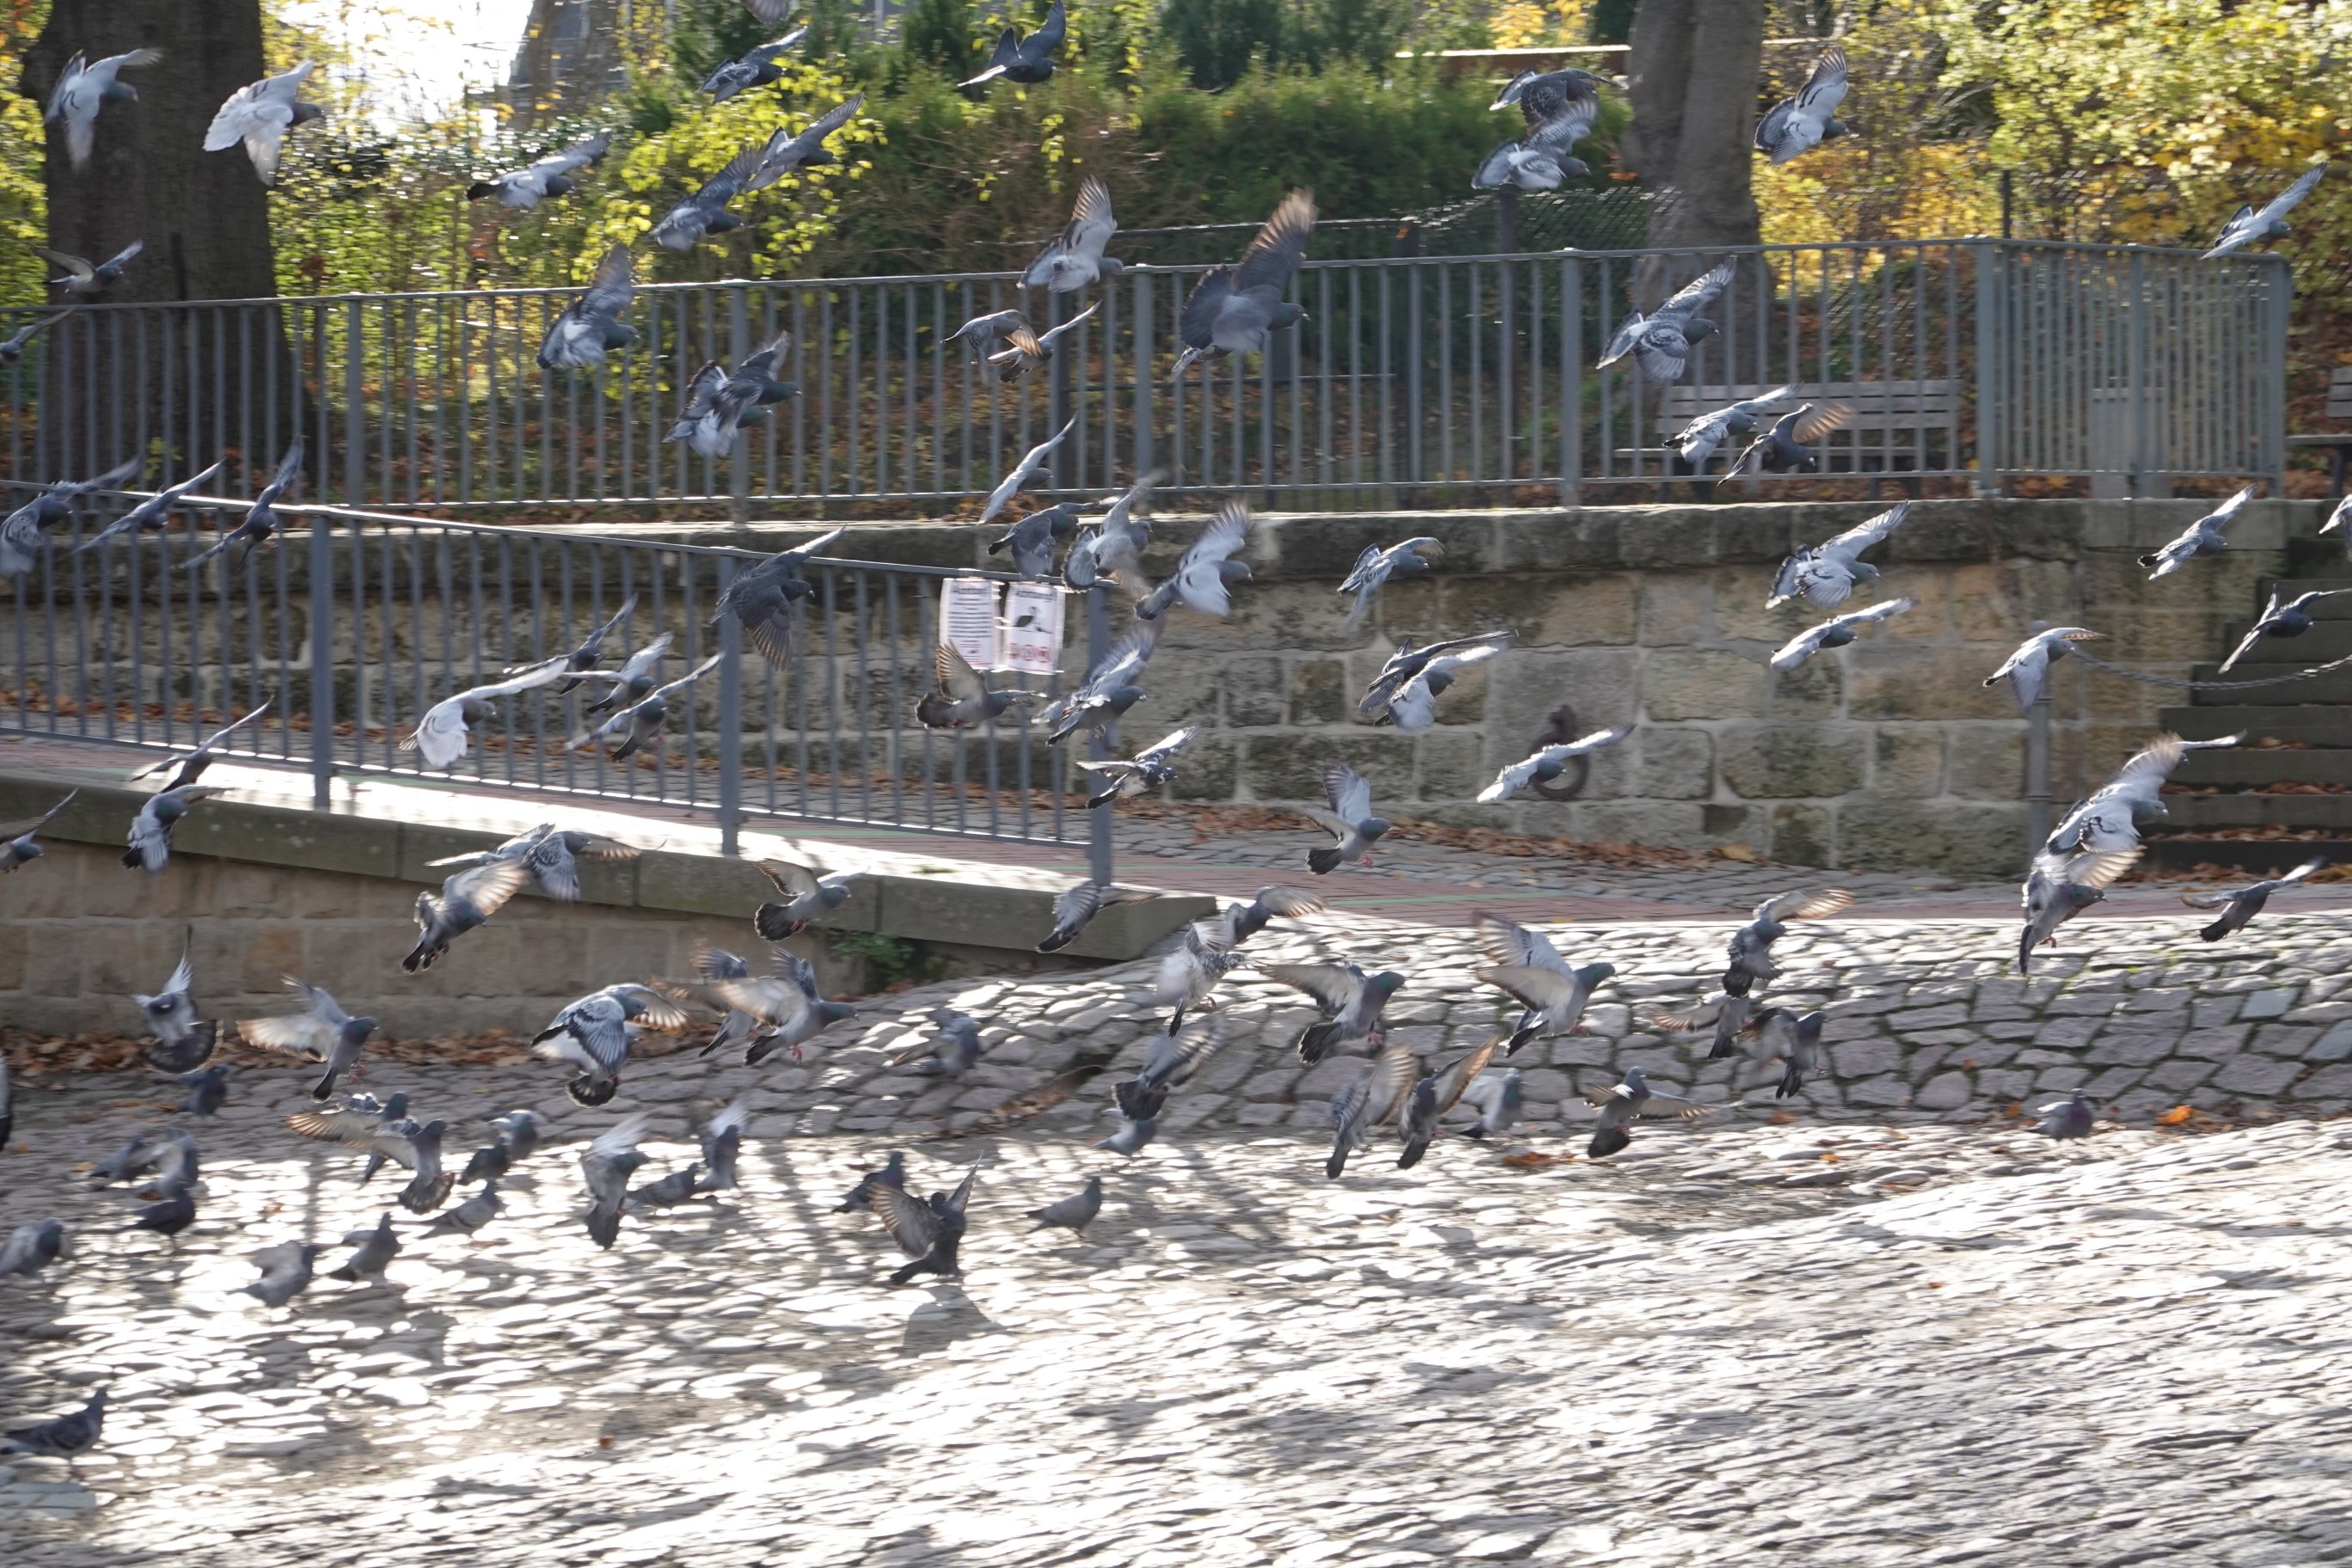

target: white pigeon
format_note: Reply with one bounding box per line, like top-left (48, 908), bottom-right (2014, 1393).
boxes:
top-left (46, 47), bottom-right (163, 169)
top-left (205, 60), bottom-right (324, 187)
top-left (401, 658), bottom-right (580, 770)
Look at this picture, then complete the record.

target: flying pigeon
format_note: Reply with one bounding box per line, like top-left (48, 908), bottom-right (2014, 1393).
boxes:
top-left (0, 1218), bottom-right (67, 1278)
top-left (870, 1162), bottom-right (978, 1284)
top-left (988, 308), bottom-right (1098, 382)
top-left (1035, 880), bottom-right (1154, 952)
top-left (1338, 536), bottom-right (1442, 628)
top-left (666, 332), bottom-right (799, 457)
top-left (989, 499), bottom-right (1085, 578)
top-left (1718, 402), bottom-right (1852, 484)
top-left (1, 453), bottom-right (143, 573)
top-left (714, 524), bottom-right (845, 663)
top-left (702, 950), bottom-right (854, 1064)
top-left (542, 596), bottom-right (640, 693)
top-left (122, 704), bottom-right (273, 793)
top-left (459, 1108), bottom-right (546, 1184)
top-left (2179, 856), bottom-right (2326, 942)
top-left (537, 245), bottom-right (638, 371)
top-left (1304, 761), bottom-right (1390, 874)
top-left (37, 239), bottom-right (143, 297)
top-left (531, 983), bottom-right (690, 1105)
top-left (1474, 70), bottom-right (1599, 190)
top-left (240, 1240), bottom-right (319, 1308)
top-left (1583, 1066), bottom-right (1710, 1158)
top-left (1043, 621), bottom-right (1159, 744)
top-left (1198, 885), bottom-right (1326, 948)
top-left (748, 95), bottom-right (862, 188)
top-left (1128, 499), bottom-right (1252, 620)
top-left (205, 60), bottom-right (323, 184)
top-left (2218, 586), bottom-right (2352, 671)
top-left (753, 860), bottom-right (854, 940)
top-left (698, 1098), bottom-right (751, 1191)
top-left (285, 1093), bottom-right (416, 1184)
top-left (580, 1113), bottom-right (653, 1249)
top-left (1458, 1067), bottom-right (1523, 1142)
top-left (960, 1), bottom-right (1065, 88)
top-left (45, 46), bottom-right (163, 168)
top-left (977, 416), bottom-right (1075, 528)
top-left (1326, 1036), bottom-right (1416, 1179)
top-left (425, 822), bottom-right (640, 903)
top-left (1767, 597), bottom-right (1918, 671)
top-left (1113, 1014), bottom-right (1231, 1124)
top-left (1645, 990), bottom-right (1755, 1064)
top-left (1098, 1113), bottom-right (1155, 1160)
top-left (2033, 1092), bottom-right (2095, 1140)
top-left (1767, 502), bottom-right (1910, 609)
top-left (1264, 959), bottom-right (1405, 1064)
top-left (181, 439), bottom-right (306, 570)
top-left (1755, 45), bottom-right (1850, 164)
top-left (946, 309), bottom-right (1027, 364)
top-left (0, 789), bottom-right (77, 874)
top-left (328, 1213), bottom-right (401, 1283)
top-left (1666, 385), bottom-right (1794, 471)
top-left (239, 978), bottom-right (380, 1100)
top-left (469, 130), bottom-right (611, 208)
top-left (2203, 165), bottom-right (2324, 259)
top-left (402, 859), bottom-right (533, 973)
top-left (1063, 473), bottom-right (1156, 591)
top-left (1473, 911), bottom-right (1613, 1055)
top-left (2046, 733), bottom-right (2241, 855)
top-left (401, 656), bottom-right (577, 770)
top-left (1596, 261), bottom-right (1734, 383)
top-left (835, 1151), bottom-right (904, 1213)
top-left (1024, 177), bottom-right (1123, 291)
top-left (577, 633), bottom-right (675, 719)
top-left (651, 138), bottom-right (769, 251)
top-left (1723, 887), bottom-right (1852, 996)
top-left (2321, 491), bottom-right (2352, 554)
top-left (568, 654), bottom-right (723, 760)
top-left (1173, 189), bottom-right (1314, 374)
top-left (1477, 726), bottom-right (1629, 804)
top-left (1983, 627), bottom-right (2104, 714)
top-left (2139, 487), bottom-right (2256, 579)
top-left (916, 644), bottom-right (1036, 732)
top-left (1026, 1175), bottom-right (1102, 1240)
top-left (1077, 726), bottom-right (1199, 808)
top-left (1360, 630), bottom-right (1515, 732)
top-left (76, 461), bottom-right (228, 554)
top-left (2018, 846), bottom-right (2140, 972)
top-left (1741, 1007), bottom-right (1824, 1099)
top-left (0, 309), bottom-right (70, 363)
top-left (122, 784), bottom-right (227, 875)
top-left (1154, 924), bottom-right (1246, 1032)
top-left (0, 1387), bottom-right (106, 1475)
top-left (886, 1008), bottom-right (985, 1079)
top-left (1397, 1037), bottom-right (1501, 1169)
top-left (699, 29), bottom-right (807, 101)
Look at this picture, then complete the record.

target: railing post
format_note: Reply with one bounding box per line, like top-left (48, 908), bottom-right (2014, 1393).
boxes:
top-left (716, 558), bottom-right (744, 856)
top-left (1131, 269), bottom-right (1154, 486)
top-left (2265, 254), bottom-right (2291, 490)
top-left (308, 512), bottom-right (334, 812)
top-left (342, 299), bottom-right (364, 506)
top-left (1971, 240), bottom-right (2000, 498)
top-left (1562, 254), bottom-right (1582, 508)
top-left (727, 285), bottom-right (750, 524)
top-left (2025, 618), bottom-right (2052, 860)
top-left (2127, 248), bottom-right (2148, 497)
top-left (1085, 579), bottom-right (1113, 887)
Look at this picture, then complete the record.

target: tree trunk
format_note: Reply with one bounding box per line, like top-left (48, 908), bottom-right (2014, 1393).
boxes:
top-left (19, 0), bottom-right (295, 488)
top-left (1622, 0), bottom-right (1763, 253)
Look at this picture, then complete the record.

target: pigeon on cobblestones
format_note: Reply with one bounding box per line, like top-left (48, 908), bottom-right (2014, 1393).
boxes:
top-left (1398, 1038), bottom-right (1499, 1169)
top-left (888, 1008), bottom-right (985, 1078)
top-left (1584, 1066), bottom-right (1709, 1158)
top-left (0, 788), bottom-right (75, 873)
top-left (0, 1218), bottom-right (66, 1277)
top-left (175, 1064), bottom-right (230, 1118)
top-left (1479, 726), bottom-right (1628, 804)
top-left (2018, 847), bottom-right (2140, 972)
top-left (394, 1122), bottom-right (454, 1214)
top-left (1265, 961), bottom-right (1405, 1064)
top-left (2048, 733), bottom-right (2240, 855)
top-left (1768, 502), bottom-right (1909, 609)
top-left (0, 1387), bottom-right (105, 1474)
top-left (1326, 1037), bottom-right (1416, 1179)
top-left (1115, 1017), bottom-right (1228, 1124)
top-left (1027, 1176), bottom-right (1102, 1240)
top-left (459, 1108), bottom-right (544, 1185)
top-left (1768, 597), bottom-right (1916, 671)
top-left (753, 860), bottom-right (854, 939)
top-left (533, 983), bottom-right (690, 1105)
top-left (581, 1114), bottom-right (654, 1249)
top-left (94, 1126), bottom-right (198, 1195)
top-left (1095, 1110), bottom-right (1158, 1156)
top-left (131, 1183), bottom-right (196, 1246)
top-left (2139, 487), bottom-right (2254, 579)
top-left (2034, 1092), bottom-right (2096, 1140)
top-left (1458, 1069), bottom-right (1522, 1141)
top-left (873, 1162), bottom-right (977, 1284)
top-left (2219, 586), bottom-right (2352, 671)
top-left (404, 860), bottom-right (532, 973)
top-left (1724, 888), bottom-right (1852, 996)
top-left (427, 1181), bottom-right (504, 1236)
top-left (1984, 627), bottom-right (2104, 713)
top-left (1155, 927), bottom-right (1246, 1032)
top-left (1338, 536), bottom-right (1442, 628)
top-left (1305, 762), bottom-right (1391, 874)
top-left (427, 823), bottom-right (641, 903)
top-left (1037, 880), bottom-right (1155, 952)
top-left (328, 1214), bottom-right (400, 1283)
top-left (1202, 885), bottom-right (1326, 947)
top-left (2180, 857), bottom-right (2327, 942)
top-left (240, 979), bottom-right (380, 1100)
top-left (123, 783), bottom-right (227, 875)
top-left (835, 1151), bottom-right (905, 1212)
top-left (699, 1099), bottom-right (750, 1191)
top-left (126, 705), bottom-right (273, 793)
top-left (1742, 1008), bottom-right (1824, 1099)
top-left (240, 1240), bottom-right (319, 1308)
top-left (137, 938), bottom-right (216, 1073)
top-left (629, 1164), bottom-right (705, 1209)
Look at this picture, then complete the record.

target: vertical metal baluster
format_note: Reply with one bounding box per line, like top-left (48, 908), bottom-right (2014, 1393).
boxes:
top-left (854, 570), bottom-right (873, 823)
top-left (821, 568), bottom-right (841, 818)
top-left (884, 572), bottom-right (903, 827)
top-left (717, 554), bottom-right (742, 853)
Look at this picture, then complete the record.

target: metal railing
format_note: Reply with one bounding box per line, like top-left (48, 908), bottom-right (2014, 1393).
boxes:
top-left (0, 238), bottom-right (2288, 512)
top-left (1, 491), bottom-right (1109, 864)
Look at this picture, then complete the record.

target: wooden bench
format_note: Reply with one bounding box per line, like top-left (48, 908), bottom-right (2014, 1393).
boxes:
top-left (2288, 366), bottom-right (2352, 495)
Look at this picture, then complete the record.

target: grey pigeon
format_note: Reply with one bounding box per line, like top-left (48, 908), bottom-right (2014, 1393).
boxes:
top-left (703, 950), bottom-right (854, 1064)
top-left (1130, 499), bottom-right (1253, 620)
top-left (666, 331), bottom-right (799, 457)
top-left (1094, 1111), bottom-right (1157, 1157)
top-left (2047, 733), bottom-right (2241, 855)
top-left (651, 138), bottom-right (767, 250)
top-left (698, 1099), bottom-right (751, 1191)
top-left (698, 30), bottom-right (806, 101)
top-left (1475, 70), bottom-right (1599, 189)
top-left (284, 1092), bottom-right (413, 1183)
top-left (1113, 1015), bottom-right (1230, 1124)
top-left (578, 634), bottom-right (674, 720)
top-left (0, 1387), bottom-right (105, 1474)
top-left (2179, 857), bottom-right (2324, 943)
top-left (1362, 630), bottom-right (1514, 732)
top-left (0, 1217), bottom-right (67, 1277)
top-left (580, 1114), bottom-right (653, 1249)
top-left (753, 860), bottom-right (854, 940)
top-left (94, 1126), bottom-right (198, 1196)
top-left (1036, 880), bottom-right (1155, 953)
top-left (1583, 1066), bottom-right (1710, 1158)
top-left (427, 1180), bottom-right (504, 1236)
top-left (1078, 726), bottom-right (1199, 809)
top-left (125, 704), bottom-right (274, 793)
top-left (393, 1121), bottom-right (453, 1214)
top-left (1984, 627), bottom-right (2104, 714)
top-left (887, 1008), bottom-right (985, 1079)
top-left (77, 460), bottom-right (226, 554)
top-left (457, 1141), bottom-right (512, 1185)
top-left (1264, 960), bottom-right (1405, 1063)
top-left (1491, 66), bottom-right (1610, 114)
top-left (1597, 261), bottom-right (1734, 383)
top-left (916, 643), bottom-right (1035, 732)
top-left (487, 1108), bottom-right (544, 1163)
top-left (0, 309), bottom-right (70, 363)
top-left (426, 822), bottom-right (640, 903)
top-left (1304, 761), bottom-right (1390, 875)
top-left (568, 654), bottom-right (723, 760)
top-left (46, 46), bottom-right (163, 168)
top-left (628, 1164), bottom-right (705, 1208)
top-left (1742, 1007), bottom-right (1825, 1099)
top-left (238, 977), bottom-right (379, 1100)
top-left (328, 1213), bottom-right (400, 1283)
top-left (131, 1184), bottom-right (196, 1246)
top-left (977, 417), bottom-right (1075, 528)
top-left (946, 309), bottom-right (1028, 364)
top-left (175, 1064), bottom-right (231, 1118)
top-left (2018, 846), bottom-right (2141, 972)
top-left (2034, 1092), bottom-right (2096, 1140)
top-left (544, 596), bottom-right (639, 693)
top-left (1201, 885), bottom-right (1326, 948)
top-left (1458, 1069), bottom-right (1523, 1142)
top-left (181, 438), bottom-right (303, 571)
top-left (0, 789), bottom-right (77, 874)
top-left (240, 1240), bottom-right (319, 1308)
top-left (532, 983), bottom-right (690, 1105)
top-left (1473, 910), bottom-right (1613, 1055)
top-left (1173, 189), bottom-right (1314, 374)
top-left (401, 655), bottom-right (579, 770)
top-left (1397, 1038), bottom-right (1501, 1169)
top-left (1767, 502), bottom-right (1909, 609)
top-left (37, 240), bottom-right (143, 297)
top-left (537, 245), bottom-right (637, 370)
top-left (1, 453), bottom-right (142, 573)
top-left (1644, 990), bottom-right (1755, 1063)
top-left (2219, 586), bottom-right (2352, 671)
top-left (1027, 1175), bottom-right (1103, 1239)
top-left (1755, 45), bottom-right (1850, 163)
top-left (1326, 1036), bottom-right (1417, 1179)
top-left (835, 1151), bottom-right (904, 1213)
top-left (747, 95), bottom-right (862, 189)
top-left (2204, 165), bottom-right (2324, 258)
top-left (989, 499), bottom-right (1085, 578)
top-left (680, 943), bottom-right (783, 1060)
top-left (1768, 597), bottom-right (1918, 671)
top-left (988, 307), bottom-right (1098, 383)
top-left (86, 1130), bottom-right (151, 1189)
top-left (961, 0), bottom-right (1064, 87)
top-left (1063, 472), bottom-right (1155, 590)
top-left (121, 783), bottom-right (227, 874)
top-left (1044, 620), bottom-right (1160, 743)
top-left (469, 130), bottom-right (610, 206)
top-left (403, 859), bottom-right (532, 973)
top-left (872, 1162), bottom-right (977, 1284)
top-left (2321, 491), bottom-right (2352, 554)
top-left (714, 524), bottom-right (845, 663)
top-left (1478, 726), bottom-right (1629, 804)
top-left (1023, 177), bottom-right (1122, 291)
top-left (1666, 385), bottom-right (1793, 471)
top-left (205, 60), bottom-right (322, 183)
top-left (1718, 401), bottom-right (1853, 484)
top-left (742, 0), bottom-right (798, 23)
top-left (1724, 888), bottom-right (1852, 996)
top-left (2139, 487), bottom-right (2255, 579)
top-left (1154, 925), bottom-right (1246, 1032)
